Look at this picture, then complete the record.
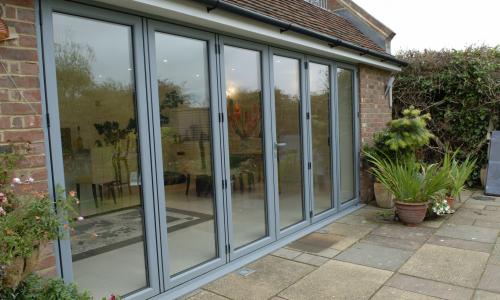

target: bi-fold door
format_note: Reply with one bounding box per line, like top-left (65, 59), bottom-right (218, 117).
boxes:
top-left (42, 0), bottom-right (354, 297)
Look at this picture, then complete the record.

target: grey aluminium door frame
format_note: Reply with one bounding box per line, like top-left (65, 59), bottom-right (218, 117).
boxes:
top-left (305, 56), bottom-right (340, 223)
top-left (217, 35), bottom-right (277, 260)
top-left (145, 20), bottom-right (227, 290)
top-left (39, 1), bottom-right (160, 299)
top-left (268, 47), bottom-right (310, 238)
top-left (335, 63), bottom-right (361, 210)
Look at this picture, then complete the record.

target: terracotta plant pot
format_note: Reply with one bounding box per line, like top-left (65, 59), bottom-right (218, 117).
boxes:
top-left (446, 195), bottom-right (455, 209)
top-left (374, 182), bottom-right (394, 208)
top-left (395, 201), bottom-right (428, 226)
top-left (1, 244), bottom-right (41, 288)
top-left (480, 166), bottom-right (488, 188)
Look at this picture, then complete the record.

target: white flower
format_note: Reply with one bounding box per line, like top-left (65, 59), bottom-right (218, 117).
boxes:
top-left (77, 216), bottom-right (84, 221)
top-left (0, 207), bottom-right (5, 216)
top-left (12, 178), bottom-right (21, 184)
top-left (26, 177), bottom-right (35, 183)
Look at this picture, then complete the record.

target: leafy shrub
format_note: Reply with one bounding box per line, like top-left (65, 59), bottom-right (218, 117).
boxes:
top-left (393, 46), bottom-right (500, 185)
top-left (0, 274), bottom-right (90, 300)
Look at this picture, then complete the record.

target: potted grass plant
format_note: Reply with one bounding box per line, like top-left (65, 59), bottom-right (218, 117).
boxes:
top-left (442, 151), bottom-right (476, 209)
top-left (365, 152), bottom-right (448, 226)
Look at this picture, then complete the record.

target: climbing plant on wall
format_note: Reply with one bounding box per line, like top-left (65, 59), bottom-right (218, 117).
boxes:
top-left (393, 46), bottom-right (500, 185)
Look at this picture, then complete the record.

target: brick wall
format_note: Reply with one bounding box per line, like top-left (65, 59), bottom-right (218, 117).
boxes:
top-left (358, 64), bottom-right (392, 203)
top-left (0, 0), bottom-right (55, 278)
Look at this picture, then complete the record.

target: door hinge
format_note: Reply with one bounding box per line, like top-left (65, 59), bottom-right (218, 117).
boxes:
top-left (306, 112), bottom-right (310, 120)
top-left (304, 61), bottom-right (308, 69)
top-left (308, 162), bottom-right (312, 169)
top-left (309, 210), bottom-right (313, 218)
top-left (222, 179), bottom-right (227, 189)
top-left (219, 112), bottom-right (224, 123)
top-left (225, 244), bottom-right (231, 254)
top-left (45, 113), bottom-right (50, 128)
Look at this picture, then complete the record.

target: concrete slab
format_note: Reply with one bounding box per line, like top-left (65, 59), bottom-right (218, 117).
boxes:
top-left (455, 208), bottom-right (500, 223)
top-left (427, 235), bottom-right (493, 253)
top-left (474, 220), bottom-right (500, 230)
top-left (287, 232), bottom-right (343, 253)
top-left (485, 206), bottom-right (499, 211)
top-left (310, 247), bottom-right (340, 258)
top-left (421, 217), bottom-right (447, 229)
top-left (272, 248), bottom-right (302, 260)
top-left (474, 290), bottom-right (500, 300)
top-left (399, 244), bottom-right (489, 288)
top-left (489, 243), bottom-right (500, 265)
top-left (478, 264), bottom-right (500, 293)
top-left (386, 273), bottom-right (474, 300)
top-left (447, 214), bottom-right (476, 226)
top-left (204, 256), bottom-right (314, 300)
top-left (293, 253), bottom-right (329, 266)
top-left (335, 213), bottom-right (382, 228)
top-left (435, 224), bottom-right (499, 244)
top-left (371, 286), bottom-right (440, 300)
top-left (321, 222), bottom-right (374, 239)
top-left (187, 290), bottom-right (228, 300)
top-left (362, 234), bottom-right (423, 251)
top-left (335, 242), bottom-right (413, 271)
top-left (371, 224), bottom-right (434, 243)
top-left (329, 236), bottom-right (360, 251)
top-left (279, 260), bottom-right (392, 300)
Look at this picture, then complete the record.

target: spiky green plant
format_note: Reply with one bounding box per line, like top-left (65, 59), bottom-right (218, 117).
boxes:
top-left (364, 152), bottom-right (448, 204)
top-left (442, 150), bottom-right (476, 199)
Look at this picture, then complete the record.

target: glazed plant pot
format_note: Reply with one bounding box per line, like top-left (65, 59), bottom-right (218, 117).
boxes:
top-left (374, 182), bottom-right (394, 208)
top-left (395, 201), bottom-right (428, 226)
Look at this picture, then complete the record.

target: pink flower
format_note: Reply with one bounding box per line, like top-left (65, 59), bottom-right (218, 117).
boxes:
top-left (12, 178), bottom-right (21, 184)
top-left (77, 216), bottom-right (84, 221)
top-left (26, 177), bottom-right (34, 184)
top-left (0, 207), bottom-right (5, 216)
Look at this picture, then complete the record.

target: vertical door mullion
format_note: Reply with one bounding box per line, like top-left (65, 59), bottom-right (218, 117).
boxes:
top-left (332, 64), bottom-right (341, 211)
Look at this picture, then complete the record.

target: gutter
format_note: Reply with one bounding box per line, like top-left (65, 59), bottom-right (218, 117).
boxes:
top-left (192, 0), bottom-right (408, 67)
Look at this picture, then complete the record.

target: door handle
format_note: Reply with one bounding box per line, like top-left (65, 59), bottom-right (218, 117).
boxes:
top-left (275, 142), bottom-right (287, 148)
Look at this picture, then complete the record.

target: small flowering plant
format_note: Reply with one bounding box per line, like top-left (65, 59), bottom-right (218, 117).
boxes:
top-left (0, 146), bottom-right (80, 269)
top-left (431, 197), bottom-right (452, 216)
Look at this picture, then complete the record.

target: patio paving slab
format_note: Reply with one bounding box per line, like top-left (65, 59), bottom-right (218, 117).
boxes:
top-left (278, 260), bottom-right (392, 300)
top-left (474, 290), bottom-right (500, 300)
top-left (321, 222), bottom-right (374, 238)
top-left (187, 290), bottom-right (229, 300)
top-left (293, 253), bottom-right (329, 266)
top-left (446, 214), bottom-right (476, 225)
top-left (362, 234), bottom-right (423, 251)
top-left (371, 286), bottom-right (440, 300)
top-left (485, 206), bottom-right (499, 211)
top-left (371, 224), bottom-right (434, 243)
top-left (385, 273), bottom-right (474, 300)
top-left (272, 248), bottom-right (302, 260)
top-left (306, 247), bottom-right (340, 258)
top-left (489, 243), bottom-right (500, 265)
top-left (334, 213), bottom-right (382, 228)
top-left (474, 220), bottom-right (500, 230)
top-left (335, 242), bottom-right (413, 271)
top-left (427, 235), bottom-right (493, 253)
top-left (399, 244), bottom-right (489, 288)
top-left (435, 224), bottom-right (499, 244)
top-left (478, 264), bottom-right (500, 293)
top-left (287, 232), bottom-right (344, 253)
top-left (203, 256), bottom-right (315, 300)
top-left (454, 208), bottom-right (500, 223)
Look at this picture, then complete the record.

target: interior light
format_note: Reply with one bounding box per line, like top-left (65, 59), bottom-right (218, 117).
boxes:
top-left (163, 59), bottom-right (168, 63)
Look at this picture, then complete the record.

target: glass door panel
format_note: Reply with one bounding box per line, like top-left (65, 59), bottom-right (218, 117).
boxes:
top-left (272, 55), bottom-right (304, 229)
top-left (338, 68), bottom-right (356, 203)
top-left (309, 62), bottom-right (333, 214)
top-left (52, 13), bottom-right (148, 298)
top-left (223, 45), bottom-right (268, 249)
top-left (153, 32), bottom-right (219, 276)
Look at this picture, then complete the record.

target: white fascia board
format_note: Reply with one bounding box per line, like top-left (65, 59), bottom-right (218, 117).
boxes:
top-left (95, 0), bottom-right (402, 72)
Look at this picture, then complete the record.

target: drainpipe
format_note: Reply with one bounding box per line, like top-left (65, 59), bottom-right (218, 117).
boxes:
top-left (193, 0), bottom-right (408, 67)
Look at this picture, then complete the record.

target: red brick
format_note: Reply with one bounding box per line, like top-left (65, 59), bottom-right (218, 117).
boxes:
top-left (5, 20), bottom-right (35, 35)
top-left (4, 129), bottom-right (44, 142)
top-left (0, 47), bottom-right (38, 61)
top-left (5, 6), bottom-right (17, 19)
top-left (1, 0), bottom-right (34, 8)
top-left (21, 89), bottom-right (40, 101)
top-left (18, 35), bottom-right (37, 48)
top-left (19, 61), bottom-right (38, 75)
top-left (16, 7), bottom-right (35, 23)
top-left (0, 75), bottom-right (39, 88)
top-left (1, 102), bottom-right (41, 114)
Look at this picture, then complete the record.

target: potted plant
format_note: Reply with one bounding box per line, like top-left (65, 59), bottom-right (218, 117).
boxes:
top-left (365, 152), bottom-right (448, 226)
top-left (0, 147), bottom-right (79, 289)
top-left (363, 106), bottom-right (434, 209)
top-left (442, 151), bottom-right (476, 209)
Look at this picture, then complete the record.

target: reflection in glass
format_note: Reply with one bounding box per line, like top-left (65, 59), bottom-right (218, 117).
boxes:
top-left (338, 68), bottom-right (356, 203)
top-left (310, 63), bottom-right (332, 214)
top-left (224, 46), bottom-right (267, 248)
top-left (53, 13), bottom-right (147, 298)
top-left (273, 55), bottom-right (304, 228)
top-left (154, 32), bottom-right (217, 275)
